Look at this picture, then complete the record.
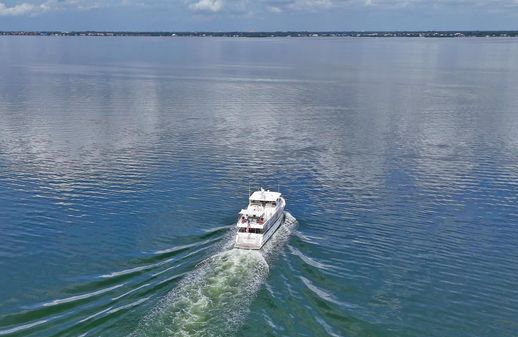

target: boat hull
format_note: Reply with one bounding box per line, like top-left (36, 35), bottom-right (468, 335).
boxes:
top-left (235, 208), bottom-right (285, 250)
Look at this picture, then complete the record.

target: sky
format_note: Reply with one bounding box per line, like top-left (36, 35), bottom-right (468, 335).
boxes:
top-left (0, 0), bottom-right (517, 31)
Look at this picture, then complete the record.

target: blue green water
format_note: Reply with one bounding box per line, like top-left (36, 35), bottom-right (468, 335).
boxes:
top-left (0, 37), bottom-right (517, 337)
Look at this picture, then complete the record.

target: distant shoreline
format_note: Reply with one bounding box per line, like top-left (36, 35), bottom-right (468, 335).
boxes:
top-left (1, 31), bottom-right (518, 38)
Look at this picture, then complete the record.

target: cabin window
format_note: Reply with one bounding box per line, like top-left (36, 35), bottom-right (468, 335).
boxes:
top-left (238, 227), bottom-right (263, 234)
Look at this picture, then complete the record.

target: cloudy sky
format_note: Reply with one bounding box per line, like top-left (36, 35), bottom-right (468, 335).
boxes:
top-left (0, 0), bottom-right (517, 31)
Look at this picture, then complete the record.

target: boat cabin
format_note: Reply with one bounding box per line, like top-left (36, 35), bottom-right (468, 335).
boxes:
top-left (237, 189), bottom-right (282, 228)
top-left (249, 189), bottom-right (281, 207)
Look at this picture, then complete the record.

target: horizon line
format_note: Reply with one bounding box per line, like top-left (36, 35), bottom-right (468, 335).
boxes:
top-left (2, 30), bottom-right (518, 33)
top-left (2, 30), bottom-right (518, 38)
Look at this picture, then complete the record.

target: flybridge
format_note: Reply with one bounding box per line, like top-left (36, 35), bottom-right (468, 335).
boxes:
top-left (249, 189), bottom-right (281, 202)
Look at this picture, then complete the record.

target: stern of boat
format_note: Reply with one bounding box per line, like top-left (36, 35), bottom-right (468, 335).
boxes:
top-left (235, 233), bottom-right (262, 250)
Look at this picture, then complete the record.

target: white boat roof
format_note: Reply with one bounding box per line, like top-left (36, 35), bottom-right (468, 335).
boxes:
top-left (239, 208), bottom-right (263, 216)
top-left (249, 189), bottom-right (281, 202)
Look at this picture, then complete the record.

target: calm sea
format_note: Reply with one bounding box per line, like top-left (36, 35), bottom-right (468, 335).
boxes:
top-left (0, 36), bottom-right (517, 337)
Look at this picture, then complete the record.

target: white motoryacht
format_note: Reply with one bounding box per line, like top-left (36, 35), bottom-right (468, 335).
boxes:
top-left (235, 188), bottom-right (286, 250)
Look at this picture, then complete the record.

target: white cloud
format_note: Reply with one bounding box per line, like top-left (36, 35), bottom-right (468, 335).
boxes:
top-left (187, 0), bottom-right (251, 14)
top-left (355, 0), bottom-right (518, 7)
top-left (0, 2), bottom-right (48, 16)
top-left (189, 0), bottom-right (224, 12)
top-left (1, 0), bottom-right (517, 17)
top-left (0, 0), bottom-right (128, 17)
top-left (264, 0), bottom-right (518, 12)
top-left (264, 0), bottom-right (333, 13)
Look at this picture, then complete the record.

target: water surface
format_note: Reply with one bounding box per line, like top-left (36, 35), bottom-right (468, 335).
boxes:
top-left (0, 37), bottom-right (517, 336)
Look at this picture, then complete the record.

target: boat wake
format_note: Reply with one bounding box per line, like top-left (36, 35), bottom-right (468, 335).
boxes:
top-left (132, 212), bottom-right (297, 337)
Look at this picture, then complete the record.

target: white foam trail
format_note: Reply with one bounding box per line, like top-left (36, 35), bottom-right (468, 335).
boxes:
top-left (0, 319), bottom-right (49, 336)
top-left (300, 276), bottom-right (356, 309)
top-left (41, 283), bottom-right (125, 307)
top-left (112, 283), bottom-right (151, 301)
top-left (78, 306), bottom-right (114, 324)
top-left (288, 245), bottom-right (331, 270)
top-left (134, 250), bottom-right (268, 337)
top-left (107, 297), bottom-right (150, 315)
top-left (133, 212), bottom-right (297, 337)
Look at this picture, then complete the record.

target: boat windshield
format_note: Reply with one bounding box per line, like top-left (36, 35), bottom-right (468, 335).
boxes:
top-left (250, 200), bottom-right (276, 207)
